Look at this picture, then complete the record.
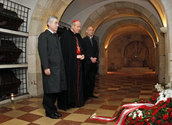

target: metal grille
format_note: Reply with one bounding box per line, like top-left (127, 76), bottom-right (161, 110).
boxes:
top-left (0, 0), bottom-right (29, 32)
top-left (0, 68), bottom-right (28, 101)
top-left (0, 33), bottom-right (27, 64)
top-left (0, 0), bottom-right (29, 101)
top-left (12, 68), bottom-right (28, 96)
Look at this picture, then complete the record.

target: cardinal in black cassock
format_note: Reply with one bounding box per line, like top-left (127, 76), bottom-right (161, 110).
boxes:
top-left (58, 20), bottom-right (85, 110)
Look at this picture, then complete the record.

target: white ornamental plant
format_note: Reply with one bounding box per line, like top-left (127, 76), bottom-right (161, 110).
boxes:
top-left (128, 109), bottom-right (143, 119)
top-left (155, 82), bottom-right (172, 105)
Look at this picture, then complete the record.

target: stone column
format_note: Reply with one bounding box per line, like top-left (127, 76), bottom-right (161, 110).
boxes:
top-left (28, 18), bottom-right (44, 97)
top-left (99, 47), bottom-right (106, 75)
top-left (160, 27), bottom-right (169, 84)
top-left (157, 27), bottom-right (166, 83)
top-left (160, 0), bottom-right (172, 84)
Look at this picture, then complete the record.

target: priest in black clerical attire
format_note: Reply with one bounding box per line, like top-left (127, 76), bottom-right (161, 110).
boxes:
top-left (59, 20), bottom-right (85, 110)
top-left (82, 26), bottom-right (99, 100)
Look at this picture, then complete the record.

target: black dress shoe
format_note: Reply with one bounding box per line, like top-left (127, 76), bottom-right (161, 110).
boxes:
top-left (54, 112), bottom-right (62, 117)
top-left (46, 113), bottom-right (59, 119)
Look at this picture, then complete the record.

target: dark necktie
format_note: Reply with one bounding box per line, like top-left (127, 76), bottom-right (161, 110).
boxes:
top-left (90, 37), bottom-right (93, 46)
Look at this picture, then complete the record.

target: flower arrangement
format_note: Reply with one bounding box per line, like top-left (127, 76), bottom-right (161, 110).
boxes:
top-left (125, 82), bottom-right (172, 125)
top-left (90, 82), bottom-right (172, 125)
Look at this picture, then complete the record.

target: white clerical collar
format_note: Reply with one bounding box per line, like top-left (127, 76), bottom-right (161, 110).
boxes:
top-left (88, 36), bottom-right (92, 39)
top-left (48, 29), bottom-right (55, 34)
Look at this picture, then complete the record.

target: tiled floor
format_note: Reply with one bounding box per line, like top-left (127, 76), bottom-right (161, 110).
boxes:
top-left (0, 72), bottom-right (157, 125)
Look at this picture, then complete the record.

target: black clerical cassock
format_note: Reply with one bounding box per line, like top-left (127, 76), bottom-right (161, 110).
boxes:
top-left (58, 29), bottom-right (85, 110)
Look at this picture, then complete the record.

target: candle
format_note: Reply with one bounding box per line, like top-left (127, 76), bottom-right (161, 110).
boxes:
top-left (11, 93), bottom-right (14, 101)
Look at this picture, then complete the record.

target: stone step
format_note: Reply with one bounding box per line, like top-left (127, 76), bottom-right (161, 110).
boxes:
top-left (117, 67), bottom-right (153, 73)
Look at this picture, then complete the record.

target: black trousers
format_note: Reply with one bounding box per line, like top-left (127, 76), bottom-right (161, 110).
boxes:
top-left (84, 63), bottom-right (97, 99)
top-left (43, 93), bottom-right (58, 115)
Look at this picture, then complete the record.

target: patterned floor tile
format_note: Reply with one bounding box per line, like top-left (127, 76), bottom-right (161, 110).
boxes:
top-left (100, 105), bottom-right (118, 110)
top-left (27, 123), bottom-right (39, 125)
top-left (0, 118), bottom-right (29, 125)
top-left (30, 108), bottom-right (45, 116)
top-left (122, 98), bottom-right (138, 102)
top-left (86, 99), bottom-right (104, 104)
top-left (5, 103), bottom-right (24, 109)
top-left (0, 106), bottom-right (13, 113)
top-left (55, 120), bottom-right (82, 125)
top-left (106, 122), bottom-right (116, 125)
top-left (82, 104), bottom-right (102, 110)
top-left (95, 109), bottom-right (115, 117)
top-left (17, 100), bottom-right (34, 105)
top-left (59, 111), bottom-right (71, 119)
top-left (139, 95), bottom-right (152, 99)
top-left (65, 108), bottom-right (79, 113)
top-left (33, 117), bottom-right (61, 125)
top-left (82, 123), bottom-right (104, 125)
top-left (74, 108), bottom-right (96, 115)
top-left (0, 114), bottom-right (12, 123)
top-left (85, 117), bottom-right (108, 124)
top-left (4, 109), bottom-right (27, 118)
top-left (17, 106), bottom-right (38, 112)
top-left (63, 113), bottom-right (90, 122)
top-left (103, 101), bottom-right (122, 106)
top-left (28, 102), bottom-right (43, 108)
top-left (0, 73), bottom-right (157, 125)
top-left (17, 113), bottom-right (42, 122)
top-left (27, 98), bottom-right (42, 102)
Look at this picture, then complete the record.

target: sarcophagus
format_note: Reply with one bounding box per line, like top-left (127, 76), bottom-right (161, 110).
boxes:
top-left (0, 3), bottom-right (24, 31)
top-left (0, 39), bottom-right (23, 64)
top-left (0, 69), bottom-right (21, 97)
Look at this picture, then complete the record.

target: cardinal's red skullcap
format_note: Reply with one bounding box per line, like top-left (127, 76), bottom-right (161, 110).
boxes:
top-left (72, 19), bottom-right (79, 23)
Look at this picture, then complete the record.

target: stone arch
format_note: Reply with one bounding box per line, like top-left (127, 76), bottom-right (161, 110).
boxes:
top-left (28, 0), bottom-right (73, 96)
top-left (81, 1), bottom-right (162, 36)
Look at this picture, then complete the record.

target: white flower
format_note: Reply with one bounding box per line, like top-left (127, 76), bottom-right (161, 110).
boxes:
top-left (132, 112), bottom-right (137, 119)
top-left (130, 110), bottom-right (143, 119)
top-left (137, 110), bottom-right (143, 117)
top-left (128, 112), bottom-right (132, 117)
top-left (155, 83), bottom-right (164, 92)
top-left (155, 88), bottom-right (172, 104)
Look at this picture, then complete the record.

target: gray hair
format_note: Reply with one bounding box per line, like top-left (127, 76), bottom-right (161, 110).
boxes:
top-left (71, 22), bottom-right (76, 27)
top-left (71, 20), bottom-right (80, 27)
top-left (47, 16), bottom-right (58, 27)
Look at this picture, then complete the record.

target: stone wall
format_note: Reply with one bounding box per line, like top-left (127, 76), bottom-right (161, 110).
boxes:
top-left (107, 33), bottom-right (155, 72)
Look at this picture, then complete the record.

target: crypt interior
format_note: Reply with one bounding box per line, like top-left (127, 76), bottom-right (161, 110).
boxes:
top-left (0, 0), bottom-right (172, 124)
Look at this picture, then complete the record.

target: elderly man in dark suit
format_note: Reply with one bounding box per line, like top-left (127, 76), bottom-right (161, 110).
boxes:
top-left (83, 26), bottom-right (99, 100)
top-left (38, 16), bottom-right (67, 119)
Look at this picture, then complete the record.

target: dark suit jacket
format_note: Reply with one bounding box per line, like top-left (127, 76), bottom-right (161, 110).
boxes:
top-left (38, 30), bottom-right (67, 93)
top-left (82, 36), bottom-right (99, 64)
